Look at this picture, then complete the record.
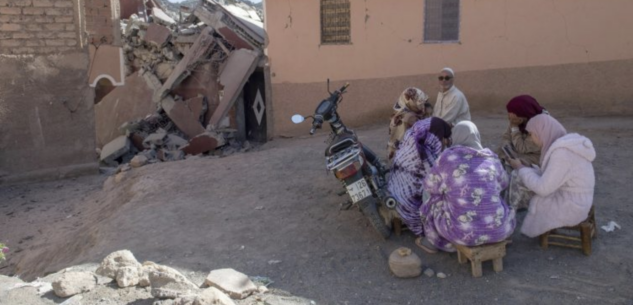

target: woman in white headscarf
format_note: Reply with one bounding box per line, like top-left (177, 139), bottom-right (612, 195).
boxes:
top-left (387, 87), bottom-right (433, 164)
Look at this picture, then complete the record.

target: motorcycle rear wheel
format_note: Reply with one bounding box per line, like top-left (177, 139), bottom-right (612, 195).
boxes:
top-left (358, 197), bottom-right (391, 240)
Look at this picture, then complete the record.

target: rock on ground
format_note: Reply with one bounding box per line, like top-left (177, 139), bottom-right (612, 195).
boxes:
top-left (96, 250), bottom-right (141, 279)
top-left (388, 247), bottom-right (422, 278)
top-left (52, 272), bottom-right (96, 297)
top-left (204, 268), bottom-right (258, 300)
top-left (116, 265), bottom-right (141, 287)
top-left (172, 287), bottom-right (236, 305)
top-left (146, 262), bottom-right (200, 299)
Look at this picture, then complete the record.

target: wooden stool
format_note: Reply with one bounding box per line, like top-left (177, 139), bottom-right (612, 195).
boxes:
top-left (454, 241), bottom-right (508, 278)
top-left (539, 206), bottom-right (597, 256)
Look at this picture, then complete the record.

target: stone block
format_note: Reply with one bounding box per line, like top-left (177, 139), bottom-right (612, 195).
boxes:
top-left (180, 133), bottom-right (219, 155)
top-left (173, 287), bottom-right (236, 305)
top-left (100, 136), bottom-right (131, 166)
top-left (96, 250), bottom-right (141, 279)
top-left (204, 268), bottom-right (257, 300)
top-left (52, 272), bottom-right (96, 297)
top-left (146, 262), bottom-right (200, 299)
top-left (130, 155), bottom-right (148, 168)
top-left (144, 23), bottom-right (172, 48)
top-left (116, 266), bottom-right (141, 287)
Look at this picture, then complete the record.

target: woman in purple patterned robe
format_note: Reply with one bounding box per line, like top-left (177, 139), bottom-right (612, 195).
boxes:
top-left (418, 121), bottom-right (516, 253)
top-left (387, 117), bottom-right (452, 236)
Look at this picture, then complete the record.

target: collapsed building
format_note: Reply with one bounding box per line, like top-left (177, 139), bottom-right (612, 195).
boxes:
top-left (92, 0), bottom-right (271, 168)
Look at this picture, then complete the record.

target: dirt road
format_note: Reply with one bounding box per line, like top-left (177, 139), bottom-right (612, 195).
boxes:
top-left (1, 114), bottom-right (632, 304)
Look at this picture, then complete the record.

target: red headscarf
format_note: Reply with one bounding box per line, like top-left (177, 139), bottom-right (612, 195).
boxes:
top-left (506, 95), bottom-right (545, 134)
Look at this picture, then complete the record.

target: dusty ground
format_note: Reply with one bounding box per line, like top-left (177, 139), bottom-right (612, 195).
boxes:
top-left (1, 113), bottom-right (632, 304)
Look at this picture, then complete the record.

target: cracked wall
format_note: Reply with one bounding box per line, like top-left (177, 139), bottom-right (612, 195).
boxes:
top-left (265, 0), bottom-right (633, 136)
top-left (0, 0), bottom-right (96, 182)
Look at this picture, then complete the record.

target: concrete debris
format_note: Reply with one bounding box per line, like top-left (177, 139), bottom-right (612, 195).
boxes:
top-left (147, 263), bottom-right (200, 299)
top-left (2, 249), bottom-right (315, 304)
top-left (96, 250), bottom-right (142, 279)
top-left (145, 23), bottom-right (172, 48)
top-left (116, 266), bottom-right (142, 287)
top-left (52, 272), bottom-right (97, 297)
top-left (95, 0), bottom-right (267, 170)
top-left (100, 136), bottom-right (132, 167)
top-left (204, 268), bottom-right (258, 300)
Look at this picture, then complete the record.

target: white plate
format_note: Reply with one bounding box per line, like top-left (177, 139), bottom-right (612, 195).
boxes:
top-left (346, 179), bottom-right (372, 203)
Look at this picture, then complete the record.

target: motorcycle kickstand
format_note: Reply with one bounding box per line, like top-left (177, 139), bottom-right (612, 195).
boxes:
top-left (339, 200), bottom-right (353, 211)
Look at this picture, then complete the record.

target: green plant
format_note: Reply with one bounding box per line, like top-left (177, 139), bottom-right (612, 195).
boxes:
top-left (0, 243), bottom-right (8, 261)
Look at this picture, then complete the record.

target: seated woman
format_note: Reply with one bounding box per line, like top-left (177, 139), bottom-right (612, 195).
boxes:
top-left (498, 95), bottom-right (548, 210)
top-left (418, 121), bottom-right (516, 253)
top-left (387, 87), bottom-right (433, 165)
top-left (387, 117), bottom-right (452, 237)
top-left (509, 114), bottom-right (595, 237)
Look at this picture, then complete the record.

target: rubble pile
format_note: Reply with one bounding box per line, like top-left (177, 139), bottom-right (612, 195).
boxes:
top-left (0, 250), bottom-right (314, 305)
top-left (99, 0), bottom-right (265, 169)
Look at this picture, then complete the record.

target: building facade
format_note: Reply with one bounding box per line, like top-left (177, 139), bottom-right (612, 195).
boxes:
top-left (0, 0), bottom-right (97, 182)
top-left (264, 0), bottom-right (633, 136)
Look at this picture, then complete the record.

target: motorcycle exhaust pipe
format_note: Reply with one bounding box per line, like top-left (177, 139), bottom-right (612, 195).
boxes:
top-left (384, 196), bottom-right (398, 209)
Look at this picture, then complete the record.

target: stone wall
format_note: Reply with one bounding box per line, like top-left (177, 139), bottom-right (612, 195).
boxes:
top-left (84, 0), bottom-right (120, 45)
top-left (0, 0), bottom-right (81, 54)
top-left (0, 0), bottom-right (97, 183)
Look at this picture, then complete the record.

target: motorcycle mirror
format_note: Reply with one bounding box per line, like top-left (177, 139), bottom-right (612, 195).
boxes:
top-left (291, 114), bottom-right (305, 124)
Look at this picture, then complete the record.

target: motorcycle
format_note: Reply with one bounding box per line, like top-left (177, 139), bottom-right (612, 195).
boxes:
top-left (291, 80), bottom-right (398, 239)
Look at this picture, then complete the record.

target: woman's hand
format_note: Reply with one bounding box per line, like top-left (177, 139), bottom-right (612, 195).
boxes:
top-left (508, 157), bottom-right (524, 170)
top-left (509, 116), bottom-right (525, 127)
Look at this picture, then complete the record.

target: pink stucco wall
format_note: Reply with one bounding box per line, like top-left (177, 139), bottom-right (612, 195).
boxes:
top-left (264, 0), bottom-right (633, 136)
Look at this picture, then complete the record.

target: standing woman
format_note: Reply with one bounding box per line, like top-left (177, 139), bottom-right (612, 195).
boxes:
top-left (509, 114), bottom-right (595, 237)
top-left (387, 117), bottom-right (452, 237)
top-left (418, 121), bottom-right (515, 253)
top-left (387, 87), bottom-right (433, 165)
top-left (500, 95), bottom-right (548, 209)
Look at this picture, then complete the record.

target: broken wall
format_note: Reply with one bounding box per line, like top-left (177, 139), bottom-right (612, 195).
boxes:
top-left (0, 0), bottom-right (96, 183)
top-left (265, 0), bottom-right (633, 136)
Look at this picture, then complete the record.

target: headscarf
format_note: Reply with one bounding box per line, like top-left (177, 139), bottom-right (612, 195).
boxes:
top-left (506, 95), bottom-right (545, 134)
top-left (441, 67), bottom-right (455, 77)
top-left (423, 117), bottom-right (452, 158)
top-left (451, 121), bottom-right (483, 150)
top-left (526, 114), bottom-right (567, 163)
top-left (393, 87), bottom-right (428, 115)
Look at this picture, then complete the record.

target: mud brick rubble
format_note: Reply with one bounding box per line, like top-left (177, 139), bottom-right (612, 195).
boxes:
top-left (98, 0), bottom-right (265, 170)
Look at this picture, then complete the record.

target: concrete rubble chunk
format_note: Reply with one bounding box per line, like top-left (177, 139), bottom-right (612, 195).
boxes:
top-left (146, 262), bottom-right (200, 299)
top-left (144, 130), bottom-right (168, 148)
top-left (144, 23), bottom-right (172, 48)
top-left (204, 268), bottom-right (258, 300)
top-left (51, 272), bottom-right (96, 298)
top-left (130, 155), bottom-right (149, 168)
top-left (160, 97), bottom-right (206, 138)
top-left (180, 132), bottom-right (221, 155)
top-left (96, 250), bottom-right (141, 279)
top-left (173, 287), bottom-right (236, 305)
top-left (100, 136), bottom-right (132, 166)
top-left (166, 134), bottom-right (189, 150)
top-left (116, 265), bottom-right (142, 287)
top-left (155, 27), bottom-right (215, 102)
top-left (209, 49), bottom-right (260, 128)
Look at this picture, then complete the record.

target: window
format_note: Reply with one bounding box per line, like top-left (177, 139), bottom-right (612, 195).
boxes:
top-left (320, 0), bottom-right (351, 44)
top-left (424, 0), bottom-right (460, 43)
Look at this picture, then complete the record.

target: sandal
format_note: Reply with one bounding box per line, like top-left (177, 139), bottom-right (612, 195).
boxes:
top-left (415, 237), bottom-right (438, 254)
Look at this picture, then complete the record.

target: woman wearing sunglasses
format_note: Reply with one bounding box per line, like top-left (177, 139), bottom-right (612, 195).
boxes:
top-left (432, 67), bottom-right (471, 126)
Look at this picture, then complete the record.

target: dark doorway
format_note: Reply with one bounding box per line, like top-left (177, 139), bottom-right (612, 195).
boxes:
top-left (242, 69), bottom-right (267, 143)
